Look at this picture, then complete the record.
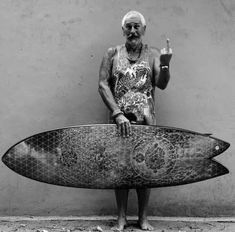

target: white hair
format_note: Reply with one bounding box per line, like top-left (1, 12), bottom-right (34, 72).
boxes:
top-left (121, 11), bottom-right (146, 27)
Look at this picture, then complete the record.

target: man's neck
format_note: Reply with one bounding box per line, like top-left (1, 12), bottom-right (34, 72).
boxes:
top-left (125, 42), bottom-right (143, 53)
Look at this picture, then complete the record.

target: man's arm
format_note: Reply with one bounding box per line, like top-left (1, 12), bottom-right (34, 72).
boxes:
top-left (98, 48), bottom-right (120, 114)
top-left (98, 47), bottom-right (131, 137)
top-left (153, 39), bottom-right (173, 89)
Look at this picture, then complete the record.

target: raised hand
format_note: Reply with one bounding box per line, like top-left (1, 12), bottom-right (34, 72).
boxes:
top-left (160, 38), bottom-right (173, 66)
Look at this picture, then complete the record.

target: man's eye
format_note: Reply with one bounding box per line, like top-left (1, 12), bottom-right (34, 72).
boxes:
top-left (134, 25), bottom-right (140, 29)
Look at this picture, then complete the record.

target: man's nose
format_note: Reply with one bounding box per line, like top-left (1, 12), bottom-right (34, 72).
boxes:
top-left (130, 26), bottom-right (136, 33)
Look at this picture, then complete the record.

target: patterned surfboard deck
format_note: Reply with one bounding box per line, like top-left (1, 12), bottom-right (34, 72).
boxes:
top-left (2, 124), bottom-right (230, 189)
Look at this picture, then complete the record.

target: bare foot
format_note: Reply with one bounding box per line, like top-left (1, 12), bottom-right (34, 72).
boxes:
top-left (111, 217), bottom-right (128, 231)
top-left (138, 218), bottom-right (154, 231)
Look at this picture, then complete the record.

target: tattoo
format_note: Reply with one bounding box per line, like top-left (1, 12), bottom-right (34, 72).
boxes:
top-left (99, 48), bottom-right (116, 82)
top-left (98, 47), bottom-right (118, 113)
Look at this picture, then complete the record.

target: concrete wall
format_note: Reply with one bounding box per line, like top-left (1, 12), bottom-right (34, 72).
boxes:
top-left (0, 0), bottom-right (234, 216)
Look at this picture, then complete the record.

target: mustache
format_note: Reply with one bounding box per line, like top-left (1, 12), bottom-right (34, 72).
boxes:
top-left (127, 33), bottom-right (139, 38)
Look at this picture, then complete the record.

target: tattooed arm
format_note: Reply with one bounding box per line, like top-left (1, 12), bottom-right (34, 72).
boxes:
top-left (152, 39), bottom-right (172, 90)
top-left (98, 47), bottom-right (119, 113)
top-left (98, 47), bottom-right (131, 137)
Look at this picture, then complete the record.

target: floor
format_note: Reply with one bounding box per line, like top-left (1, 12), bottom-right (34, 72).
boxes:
top-left (0, 217), bottom-right (235, 232)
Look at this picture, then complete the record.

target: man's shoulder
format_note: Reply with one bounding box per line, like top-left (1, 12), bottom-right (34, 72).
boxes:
top-left (105, 45), bottom-right (122, 57)
top-left (106, 47), bottom-right (116, 55)
top-left (148, 46), bottom-right (161, 57)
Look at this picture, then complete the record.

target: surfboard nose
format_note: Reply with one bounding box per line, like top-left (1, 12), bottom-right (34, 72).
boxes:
top-left (2, 148), bottom-right (14, 169)
top-left (1, 141), bottom-right (29, 170)
top-left (1, 153), bottom-right (6, 164)
top-left (1, 151), bottom-right (13, 171)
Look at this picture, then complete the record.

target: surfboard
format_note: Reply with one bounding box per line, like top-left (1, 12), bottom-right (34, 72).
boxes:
top-left (2, 124), bottom-right (230, 189)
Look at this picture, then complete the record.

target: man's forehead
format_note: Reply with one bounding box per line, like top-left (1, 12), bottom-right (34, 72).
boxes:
top-left (124, 15), bottom-right (142, 25)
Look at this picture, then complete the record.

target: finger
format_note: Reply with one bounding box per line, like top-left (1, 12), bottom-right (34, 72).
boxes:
top-left (125, 122), bottom-right (130, 137)
top-left (161, 48), bottom-right (166, 54)
top-left (166, 38), bottom-right (170, 53)
top-left (121, 122), bottom-right (126, 137)
top-left (128, 123), bottom-right (132, 136)
top-left (169, 48), bottom-right (173, 54)
top-left (124, 122), bottom-right (128, 137)
top-left (117, 122), bottom-right (121, 136)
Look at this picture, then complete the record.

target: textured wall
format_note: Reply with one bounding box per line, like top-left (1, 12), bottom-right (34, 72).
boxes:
top-left (0, 0), bottom-right (234, 216)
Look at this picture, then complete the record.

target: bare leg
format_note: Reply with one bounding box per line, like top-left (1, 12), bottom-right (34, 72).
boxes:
top-left (113, 189), bottom-right (129, 230)
top-left (136, 188), bottom-right (153, 231)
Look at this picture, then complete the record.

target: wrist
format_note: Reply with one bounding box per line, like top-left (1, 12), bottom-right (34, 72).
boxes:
top-left (112, 109), bottom-right (123, 119)
top-left (160, 64), bottom-right (169, 71)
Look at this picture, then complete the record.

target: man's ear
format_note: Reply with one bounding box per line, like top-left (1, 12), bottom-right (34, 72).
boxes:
top-left (143, 25), bottom-right (146, 35)
top-left (122, 26), bottom-right (125, 36)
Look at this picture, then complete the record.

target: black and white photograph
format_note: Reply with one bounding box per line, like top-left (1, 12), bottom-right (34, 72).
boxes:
top-left (0, 0), bottom-right (234, 231)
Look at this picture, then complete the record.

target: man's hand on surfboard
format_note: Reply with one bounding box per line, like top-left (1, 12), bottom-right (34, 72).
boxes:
top-left (115, 114), bottom-right (131, 137)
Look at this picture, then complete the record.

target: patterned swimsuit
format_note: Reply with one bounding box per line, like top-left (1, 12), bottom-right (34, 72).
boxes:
top-left (111, 44), bottom-right (156, 125)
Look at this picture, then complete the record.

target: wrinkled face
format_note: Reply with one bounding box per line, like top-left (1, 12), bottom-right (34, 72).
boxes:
top-left (122, 15), bottom-right (146, 47)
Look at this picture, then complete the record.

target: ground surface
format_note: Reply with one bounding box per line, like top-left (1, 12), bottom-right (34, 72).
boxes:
top-left (0, 219), bottom-right (235, 232)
